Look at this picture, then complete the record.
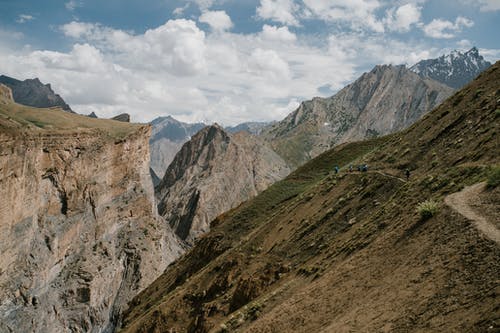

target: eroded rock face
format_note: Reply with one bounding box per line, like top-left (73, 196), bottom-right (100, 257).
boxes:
top-left (262, 65), bottom-right (454, 167)
top-left (156, 124), bottom-right (290, 243)
top-left (0, 126), bottom-right (183, 333)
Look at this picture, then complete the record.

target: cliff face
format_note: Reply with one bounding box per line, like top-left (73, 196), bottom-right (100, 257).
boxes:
top-left (156, 124), bottom-right (290, 243)
top-left (263, 65), bottom-right (454, 167)
top-left (0, 98), bottom-right (183, 332)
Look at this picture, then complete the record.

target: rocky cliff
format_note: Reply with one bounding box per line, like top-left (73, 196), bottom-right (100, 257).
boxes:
top-left (156, 124), bottom-right (290, 243)
top-left (410, 47), bottom-right (491, 89)
top-left (0, 75), bottom-right (73, 112)
top-left (0, 93), bottom-right (183, 333)
top-left (149, 116), bottom-right (205, 180)
top-left (262, 64), bottom-right (454, 167)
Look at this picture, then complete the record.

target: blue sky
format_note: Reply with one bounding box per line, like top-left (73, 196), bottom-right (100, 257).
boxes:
top-left (0, 0), bottom-right (499, 124)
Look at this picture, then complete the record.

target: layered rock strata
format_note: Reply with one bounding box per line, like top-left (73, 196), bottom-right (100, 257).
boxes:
top-left (0, 115), bottom-right (183, 332)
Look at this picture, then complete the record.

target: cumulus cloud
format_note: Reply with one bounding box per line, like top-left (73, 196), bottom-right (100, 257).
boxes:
top-left (384, 3), bottom-right (422, 32)
top-left (423, 16), bottom-right (474, 38)
top-left (257, 0), bottom-right (300, 26)
top-left (16, 14), bottom-right (34, 24)
top-left (260, 24), bottom-right (296, 41)
top-left (199, 10), bottom-right (233, 32)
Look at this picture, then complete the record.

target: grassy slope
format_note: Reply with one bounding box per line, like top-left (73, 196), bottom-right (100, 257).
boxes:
top-left (0, 95), bottom-right (141, 139)
top-left (120, 63), bottom-right (499, 333)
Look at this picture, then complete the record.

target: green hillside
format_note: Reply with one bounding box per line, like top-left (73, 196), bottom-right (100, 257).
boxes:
top-left (0, 86), bottom-right (141, 139)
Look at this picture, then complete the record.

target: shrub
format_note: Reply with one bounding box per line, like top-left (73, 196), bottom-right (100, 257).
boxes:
top-left (486, 166), bottom-right (500, 188)
top-left (416, 199), bottom-right (439, 220)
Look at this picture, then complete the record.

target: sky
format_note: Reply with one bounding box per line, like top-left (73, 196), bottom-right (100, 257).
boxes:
top-left (0, 0), bottom-right (499, 125)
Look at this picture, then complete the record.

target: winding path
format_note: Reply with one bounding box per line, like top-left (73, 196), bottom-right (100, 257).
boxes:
top-left (444, 182), bottom-right (500, 244)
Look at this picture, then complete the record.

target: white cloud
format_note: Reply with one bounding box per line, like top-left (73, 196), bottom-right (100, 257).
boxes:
top-left (461, 0), bottom-right (500, 11)
top-left (384, 3), bottom-right (422, 32)
top-left (199, 10), bottom-right (233, 32)
top-left (65, 0), bottom-right (82, 11)
top-left (260, 24), bottom-right (296, 41)
top-left (423, 16), bottom-right (474, 38)
top-left (257, 0), bottom-right (300, 26)
top-left (302, 0), bottom-right (385, 32)
top-left (16, 14), bottom-right (34, 24)
top-left (173, 4), bottom-right (190, 16)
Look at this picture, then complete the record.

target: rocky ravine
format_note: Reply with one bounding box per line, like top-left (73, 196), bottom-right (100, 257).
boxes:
top-left (0, 88), bottom-right (183, 333)
top-left (262, 64), bottom-right (454, 167)
top-left (156, 124), bottom-right (290, 244)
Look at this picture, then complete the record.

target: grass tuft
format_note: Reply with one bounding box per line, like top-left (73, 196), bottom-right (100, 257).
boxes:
top-left (416, 199), bottom-right (439, 220)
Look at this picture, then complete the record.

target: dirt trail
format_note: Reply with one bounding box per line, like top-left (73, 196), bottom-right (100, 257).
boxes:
top-left (445, 182), bottom-right (500, 244)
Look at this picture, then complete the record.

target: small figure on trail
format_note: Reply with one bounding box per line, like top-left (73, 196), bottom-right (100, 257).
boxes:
top-left (334, 166), bottom-right (339, 174)
top-left (349, 165), bottom-right (353, 172)
top-left (357, 165), bottom-right (362, 172)
top-left (362, 164), bottom-right (368, 172)
top-left (405, 168), bottom-right (410, 181)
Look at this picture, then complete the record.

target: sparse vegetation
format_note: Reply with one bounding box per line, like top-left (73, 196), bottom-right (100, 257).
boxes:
top-left (416, 199), bottom-right (439, 220)
top-left (486, 166), bottom-right (500, 188)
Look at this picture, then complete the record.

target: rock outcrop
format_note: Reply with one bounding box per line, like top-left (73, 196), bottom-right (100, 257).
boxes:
top-left (156, 124), bottom-right (290, 243)
top-left (0, 98), bottom-right (183, 332)
top-left (410, 47), bottom-right (491, 89)
top-left (0, 75), bottom-right (73, 112)
top-left (149, 116), bottom-right (205, 179)
top-left (111, 113), bottom-right (131, 122)
top-left (262, 64), bottom-right (454, 167)
top-left (0, 83), bottom-right (14, 102)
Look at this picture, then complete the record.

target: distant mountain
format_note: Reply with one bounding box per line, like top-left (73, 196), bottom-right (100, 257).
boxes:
top-left (226, 121), bottom-right (274, 135)
top-left (156, 124), bottom-right (290, 243)
top-left (409, 47), bottom-right (491, 89)
top-left (149, 116), bottom-right (205, 179)
top-left (0, 75), bottom-right (73, 112)
top-left (262, 64), bottom-right (454, 167)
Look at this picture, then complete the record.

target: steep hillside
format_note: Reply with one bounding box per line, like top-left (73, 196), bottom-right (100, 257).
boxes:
top-left (150, 116), bottom-right (205, 179)
top-left (410, 47), bottom-right (491, 89)
top-left (0, 89), bottom-right (183, 333)
top-left (156, 124), bottom-right (290, 244)
top-left (120, 62), bottom-right (499, 333)
top-left (0, 75), bottom-right (73, 112)
top-left (262, 64), bottom-right (453, 167)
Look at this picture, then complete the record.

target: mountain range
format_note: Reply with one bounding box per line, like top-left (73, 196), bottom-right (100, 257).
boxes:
top-left (410, 47), bottom-right (491, 89)
top-left (120, 60), bottom-right (500, 333)
top-left (0, 48), bottom-right (497, 333)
